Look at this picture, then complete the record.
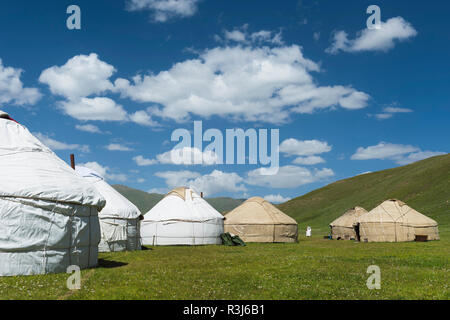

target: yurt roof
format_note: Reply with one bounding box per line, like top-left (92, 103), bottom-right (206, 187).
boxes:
top-left (224, 197), bottom-right (297, 225)
top-left (359, 199), bottom-right (438, 227)
top-left (76, 166), bottom-right (141, 219)
top-left (144, 187), bottom-right (223, 223)
top-left (330, 206), bottom-right (368, 227)
top-left (0, 116), bottom-right (105, 210)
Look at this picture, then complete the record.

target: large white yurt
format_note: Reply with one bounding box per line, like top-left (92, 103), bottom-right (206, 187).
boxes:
top-left (356, 199), bottom-right (439, 242)
top-left (0, 111), bottom-right (105, 277)
top-left (141, 187), bottom-right (224, 246)
top-left (76, 166), bottom-right (142, 252)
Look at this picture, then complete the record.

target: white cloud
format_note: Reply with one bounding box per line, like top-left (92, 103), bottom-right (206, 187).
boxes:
top-left (75, 124), bottom-right (103, 134)
top-left (395, 151), bottom-right (446, 165)
top-left (383, 107), bottom-right (413, 113)
top-left (0, 59), bottom-right (41, 106)
top-left (373, 107), bottom-right (413, 120)
top-left (133, 147), bottom-right (220, 166)
top-left (351, 142), bottom-right (445, 165)
top-left (264, 194), bottom-right (291, 204)
top-left (59, 97), bottom-right (129, 122)
top-left (137, 178), bottom-right (146, 183)
top-left (157, 147), bottom-right (220, 165)
top-left (133, 155), bottom-right (158, 166)
top-left (129, 110), bottom-right (159, 127)
top-left (106, 143), bottom-right (134, 151)
top-left (280, 138), bottom-right (332, 156)
top-left (247, 165), bottom-right (334, 189)
top-left (327, 17), bottom-right (417, 54)
top-left (224, 30), bottom-right (247, 43)
top-left (80, 161), bottom-right (127, 182)
top-left (156, 169), bottom-right (246, 196)
top-left (114, 44), bottom-right (369, 123)
top-left (351, 142), bottom-right (419, 160)
top-left (155, 170), bottom-right (201, 188)
top-left (126, 0), bottom-right (200, 22)
top-left (39, 53), bottom-right (115, 99)
top-left (40, 54), bottom-right (159, 126)
top-left (34, 132), bottom-right (90, 153)
top-left (292, 156), bottom-right (325, 165)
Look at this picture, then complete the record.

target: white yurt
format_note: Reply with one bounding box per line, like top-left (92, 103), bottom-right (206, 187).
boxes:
top-left (141, 187), bottom-right (224, 246)
top-left (0, 111), bottom-right (105, 276)
top-left (76, 166), bottom-right (142, 252)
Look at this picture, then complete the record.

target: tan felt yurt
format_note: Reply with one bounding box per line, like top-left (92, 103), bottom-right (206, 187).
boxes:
top-left (356, 199), bottom-right (439, 242)
top-left (224, 197), bottom-right (298, 243)
top-left (330, 207), bottom-right (368, 240)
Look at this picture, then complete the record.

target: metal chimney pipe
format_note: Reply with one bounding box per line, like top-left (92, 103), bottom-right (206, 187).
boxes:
top-left (70, 154), bottom-right (75, 170)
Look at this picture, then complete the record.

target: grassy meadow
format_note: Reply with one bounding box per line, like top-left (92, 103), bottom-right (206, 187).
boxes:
top-left (0, 230), bottom-right (448, 300)
top-left (0, 154), bottom-right (448, 300)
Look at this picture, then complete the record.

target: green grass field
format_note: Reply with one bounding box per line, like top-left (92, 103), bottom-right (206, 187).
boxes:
top-left (0, 231), bottom-right (448, 300)
top-left (1, 155), bottom-right (449, 300)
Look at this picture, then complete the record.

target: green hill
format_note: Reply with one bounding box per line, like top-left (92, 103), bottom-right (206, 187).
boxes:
top-left (279, 154), bottom-right (450, 235)
top-left (112, 185), bottom-right (245, 214)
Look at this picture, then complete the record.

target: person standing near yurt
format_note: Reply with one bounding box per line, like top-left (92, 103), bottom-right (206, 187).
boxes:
top-left (356, 199), bottom-right (439, 242)
top-left (141, 187), bottom-right (224, 246)
top-left (76, 166), bottom-right (142, 252)
top-left (224, 197), bottom-right (298, 243)
top-left (0, 111), bottom-right (105, 276)
top-left (329, 207), bottom-right (368, 240)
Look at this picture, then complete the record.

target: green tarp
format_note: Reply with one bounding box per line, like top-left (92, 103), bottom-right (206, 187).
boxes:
top-left (221, 233), bottom-right (246, 246)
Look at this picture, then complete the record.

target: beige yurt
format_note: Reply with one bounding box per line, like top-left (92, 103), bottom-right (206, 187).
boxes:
top-left (356, 199), bottom-right (439, 242)
top-left (224, 197), bottom-right (298, 243)
top-left (330, 207), bottom-right (368, 240)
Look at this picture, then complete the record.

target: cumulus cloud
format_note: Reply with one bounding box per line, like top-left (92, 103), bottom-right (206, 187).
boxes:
top-left (106, 143), bottom-right (134, 151)
top-left (219, 26), bottom-right (284, 45)
top-left (59, 97), bottom-right (129, 122)
top-left (280, 138), bottom-right (332, 157)
top-left (351, 142), bottom-right (445, 165)
top-left (39, 53), bottom-right (115, 99)
top-left (133, 155), bottom-right (158, 166)
top-left (126, 0), bottom-right (200, 22)
top-left (39, 54), bottom-right (159, 126)
top-left (80, 161), bottom-right (128, 182)
top-left (75, 124), bottom-right (103, 134)
top-left (0, 59), bottom-right (41, 106)
top-left (292, 156), bottom-right (326, 165)
top-left (34, 132), bottom-right (90, 153)
top-left (156, 169), bottom-right (246, 196)
top-left (114, 44), bottom-right (369, 123)
top-left (264, 194), bottom-right (291, 204)
top-left (327, 17), bottom-right (417, 54)
top-left (133, 147), bottom-right (220, 166)
top-left (247, 165), bottom-right (334, 189)
top-left (394, 151), bottom-right (446, 165)
top-left (351, 142), bottom-right (419, 160)
top-left (129, 110), bottom-right (160, 127)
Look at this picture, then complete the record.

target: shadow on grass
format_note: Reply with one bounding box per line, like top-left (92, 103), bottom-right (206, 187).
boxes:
top-left (98, 259), bottom-right (128, 269)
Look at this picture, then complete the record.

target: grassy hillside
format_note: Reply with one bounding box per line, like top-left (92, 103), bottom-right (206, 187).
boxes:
top-left (113, 185), bottom-right (245, 214)
top-left (113, 185), bottom-right (163, 214)
top-left (279, 154), bottom-right (450, 235)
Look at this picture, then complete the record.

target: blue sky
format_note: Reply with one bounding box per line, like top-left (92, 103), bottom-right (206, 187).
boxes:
top-left (1, 0), bottom-right (448, 202)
